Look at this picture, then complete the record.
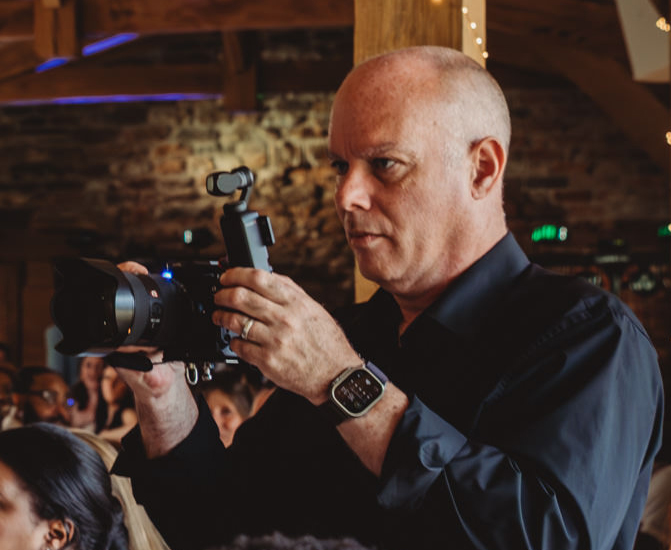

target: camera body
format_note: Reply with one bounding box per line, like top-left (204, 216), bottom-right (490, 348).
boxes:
top-left (50, 167), bottom-right (274, 369)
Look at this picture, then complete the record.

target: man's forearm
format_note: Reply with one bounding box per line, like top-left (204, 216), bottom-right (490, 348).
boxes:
top-left (337, 383), bottom-right (409, 476)
top-left (135, 374), bottom-right (199, 459)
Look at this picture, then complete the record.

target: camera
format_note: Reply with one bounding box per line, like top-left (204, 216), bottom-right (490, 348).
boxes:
top-left (50, 167), bottom-right (274, 373)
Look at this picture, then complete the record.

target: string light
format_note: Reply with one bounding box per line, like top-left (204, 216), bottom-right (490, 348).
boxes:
top-left (656, 17), bottom-right (671, 32)
top-left (461, 6), bottom-right (488, 60)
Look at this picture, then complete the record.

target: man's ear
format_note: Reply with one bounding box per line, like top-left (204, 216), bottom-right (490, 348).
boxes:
top-left (46, 518), bottom-right (75, 550)
top-left (469, 136), bottom-right (506, 200)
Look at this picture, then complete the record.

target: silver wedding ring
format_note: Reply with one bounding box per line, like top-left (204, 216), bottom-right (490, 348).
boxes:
top-left (241, 317), bottom-right (255, 340)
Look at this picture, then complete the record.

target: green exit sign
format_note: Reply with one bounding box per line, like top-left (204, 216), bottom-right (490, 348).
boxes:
top-left (658, 224), bottom-right (671, 238)
top-left (531, 225), bottom-right (568, 243)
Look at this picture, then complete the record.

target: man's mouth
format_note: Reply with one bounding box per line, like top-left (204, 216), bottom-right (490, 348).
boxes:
top-left (347, 230), bottom-right (381, 247)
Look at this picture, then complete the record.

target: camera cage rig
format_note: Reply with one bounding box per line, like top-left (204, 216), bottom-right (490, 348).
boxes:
top-left (51, 166), bottom-right (275, 385)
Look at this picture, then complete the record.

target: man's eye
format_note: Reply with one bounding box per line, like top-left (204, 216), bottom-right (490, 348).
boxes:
top-left (330, 160), bottom-right (348, 176)
top-left (372, 158), bottom-right (396, 170)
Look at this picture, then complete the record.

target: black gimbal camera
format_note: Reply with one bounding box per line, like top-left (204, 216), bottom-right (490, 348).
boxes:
top-left (50, 167), bottom-right (274, 378)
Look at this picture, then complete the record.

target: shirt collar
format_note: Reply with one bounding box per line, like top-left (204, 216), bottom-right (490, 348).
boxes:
top-left (422, 232), bottom-right (530, 337)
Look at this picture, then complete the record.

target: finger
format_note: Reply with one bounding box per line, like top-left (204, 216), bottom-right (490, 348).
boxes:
top-left (219, 267), bottom-right (294, 304)
top-left (212, 310), bottom-right (266, 342)
top-left (117, 261), bottom-right (149, 275)
top-left (213, 285), bottom-right (282, 324)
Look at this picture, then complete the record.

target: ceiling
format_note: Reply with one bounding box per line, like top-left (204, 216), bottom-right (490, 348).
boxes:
top-left (0, 0), bottom-right (668, 173)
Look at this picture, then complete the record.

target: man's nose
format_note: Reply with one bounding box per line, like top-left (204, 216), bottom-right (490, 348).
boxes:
top-left (334, 167), bottom-right (373, 213)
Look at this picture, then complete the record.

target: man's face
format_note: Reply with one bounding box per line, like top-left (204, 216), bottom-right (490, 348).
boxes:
top-left (329, 63), bottom-right (475, 299)
top-left (22, 373), bottom-right (72, 426)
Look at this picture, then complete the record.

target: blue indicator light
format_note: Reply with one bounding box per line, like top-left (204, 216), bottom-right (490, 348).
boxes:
top-left (66, 397), bottom-right (75, 408)
top-left (161, 270), bottom-right (173, 280)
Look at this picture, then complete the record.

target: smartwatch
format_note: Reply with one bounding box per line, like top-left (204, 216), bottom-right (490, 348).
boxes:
top-left (319, 361), bottom-right (388, 425)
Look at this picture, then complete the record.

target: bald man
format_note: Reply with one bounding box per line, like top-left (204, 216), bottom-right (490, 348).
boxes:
top-left (114, 47), bottom-right (662, 550)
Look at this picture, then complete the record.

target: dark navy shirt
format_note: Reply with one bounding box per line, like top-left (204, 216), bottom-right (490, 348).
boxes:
top-left (114, 232), bottom-right (663, 550)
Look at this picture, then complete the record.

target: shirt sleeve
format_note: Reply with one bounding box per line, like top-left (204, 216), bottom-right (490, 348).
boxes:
top-left (378, 302), bottom-right (664, 550)
top-left (113, 396), bottom-right (248, 550)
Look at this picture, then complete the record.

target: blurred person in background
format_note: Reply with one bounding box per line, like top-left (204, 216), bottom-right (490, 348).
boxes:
top-left (72, 428), bottom-right (171, 550)
top-left (11, 366), bottom-right (73, 427)
top-left (199, 368), bottom-right (254, 447)
top-left (70, 356), bottom-right (105, 431)
top-left (96, 365), bottom-right (137, 447)
top-left (0, 365), bottom-right (17, 429)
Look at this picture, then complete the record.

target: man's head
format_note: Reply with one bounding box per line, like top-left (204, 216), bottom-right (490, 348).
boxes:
top-left (328, 46), bottom-right (510, 303)
top-left (15, 367), bottom-right (73, 426)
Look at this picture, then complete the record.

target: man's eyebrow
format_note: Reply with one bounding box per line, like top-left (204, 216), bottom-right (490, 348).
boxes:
top-left (327, 143), bottom-right (398, 160)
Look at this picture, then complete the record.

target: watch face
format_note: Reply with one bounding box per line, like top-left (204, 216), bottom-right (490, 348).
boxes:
top-left (332, 369), bottom-right (384, 415)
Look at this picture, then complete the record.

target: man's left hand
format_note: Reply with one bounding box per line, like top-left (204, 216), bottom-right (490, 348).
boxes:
top-left (212, 267), bottom-right (362, 405)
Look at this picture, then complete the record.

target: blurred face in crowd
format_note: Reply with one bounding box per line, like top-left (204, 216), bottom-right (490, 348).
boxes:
top-left (204, 388), bottom-right (247, 447)
top-left (22, 373), bottom-right (72, 426)
top-left (0, 461), bottom-right (52, 550)
top-left (79, 357), bottom-right (104, 391)
top-left (101, 366), bottom-right (129, 405)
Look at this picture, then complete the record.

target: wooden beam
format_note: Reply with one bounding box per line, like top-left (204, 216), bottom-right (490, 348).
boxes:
top-left (0, 0), bottom-right (354, 40)
top-left (354, 0), bottom-right (462, 64)
top-left (222, 32), bottom-right (258, 111)
top-left (33, 0), bottom-right (78, 58)
top-left (0, 61), bottom-right (223, 102)
top-left (489, 30), bottom-right (670, 175)
top-left (0, 53), bottom-right (352, 104)
top-left (0, 39), bottom-right (41, 80)
top-left (0, 1), bottom-right (33, 39)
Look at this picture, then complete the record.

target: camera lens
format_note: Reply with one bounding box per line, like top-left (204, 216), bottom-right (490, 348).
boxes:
top-left (51, 258), bottom-right (190, 355)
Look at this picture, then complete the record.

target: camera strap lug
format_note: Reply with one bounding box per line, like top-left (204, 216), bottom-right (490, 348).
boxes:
top-left (185, 363), bottom-right (199, 386)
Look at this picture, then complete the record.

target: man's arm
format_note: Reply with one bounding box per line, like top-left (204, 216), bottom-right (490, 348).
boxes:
top-left (212, 267), bottom-right (410, 474)
top-left (375, 302), bottom-right (664, 550)
top-left (113, 261), bottom-right (199, 458)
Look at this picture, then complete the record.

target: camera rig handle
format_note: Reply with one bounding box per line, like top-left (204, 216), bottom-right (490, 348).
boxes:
top-left (208, 167), bottom-right (275, 271)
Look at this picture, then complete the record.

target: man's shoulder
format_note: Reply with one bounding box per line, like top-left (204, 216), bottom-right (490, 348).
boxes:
top-left (497, 263), bottom-right (654, 363)
top-left (518, 264), bottom-right (645, 329)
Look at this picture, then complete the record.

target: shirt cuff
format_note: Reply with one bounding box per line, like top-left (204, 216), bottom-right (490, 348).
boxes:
top-left (113, 395), bottom-right (220, 484)
top-left (378, 395), bottom-right (468, 510)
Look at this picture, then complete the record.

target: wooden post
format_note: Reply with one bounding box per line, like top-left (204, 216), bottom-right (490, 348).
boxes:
top-left (352, 0), bottom-right (486, 302)
top-left (34, 0), bottom-right (78, 59)
top-left (222, 32), bottom-right (258, 111)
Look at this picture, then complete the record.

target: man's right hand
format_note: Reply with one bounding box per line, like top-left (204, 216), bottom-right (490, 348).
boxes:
top-left (113, 262), bottom-right (200, 458)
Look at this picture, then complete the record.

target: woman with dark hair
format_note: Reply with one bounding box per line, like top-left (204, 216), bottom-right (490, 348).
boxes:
top-left (0, 422), bottom-right (129, 550)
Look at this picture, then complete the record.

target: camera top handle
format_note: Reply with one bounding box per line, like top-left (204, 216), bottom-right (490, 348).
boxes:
top-left (206, 166), bottom-right (275, 272)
